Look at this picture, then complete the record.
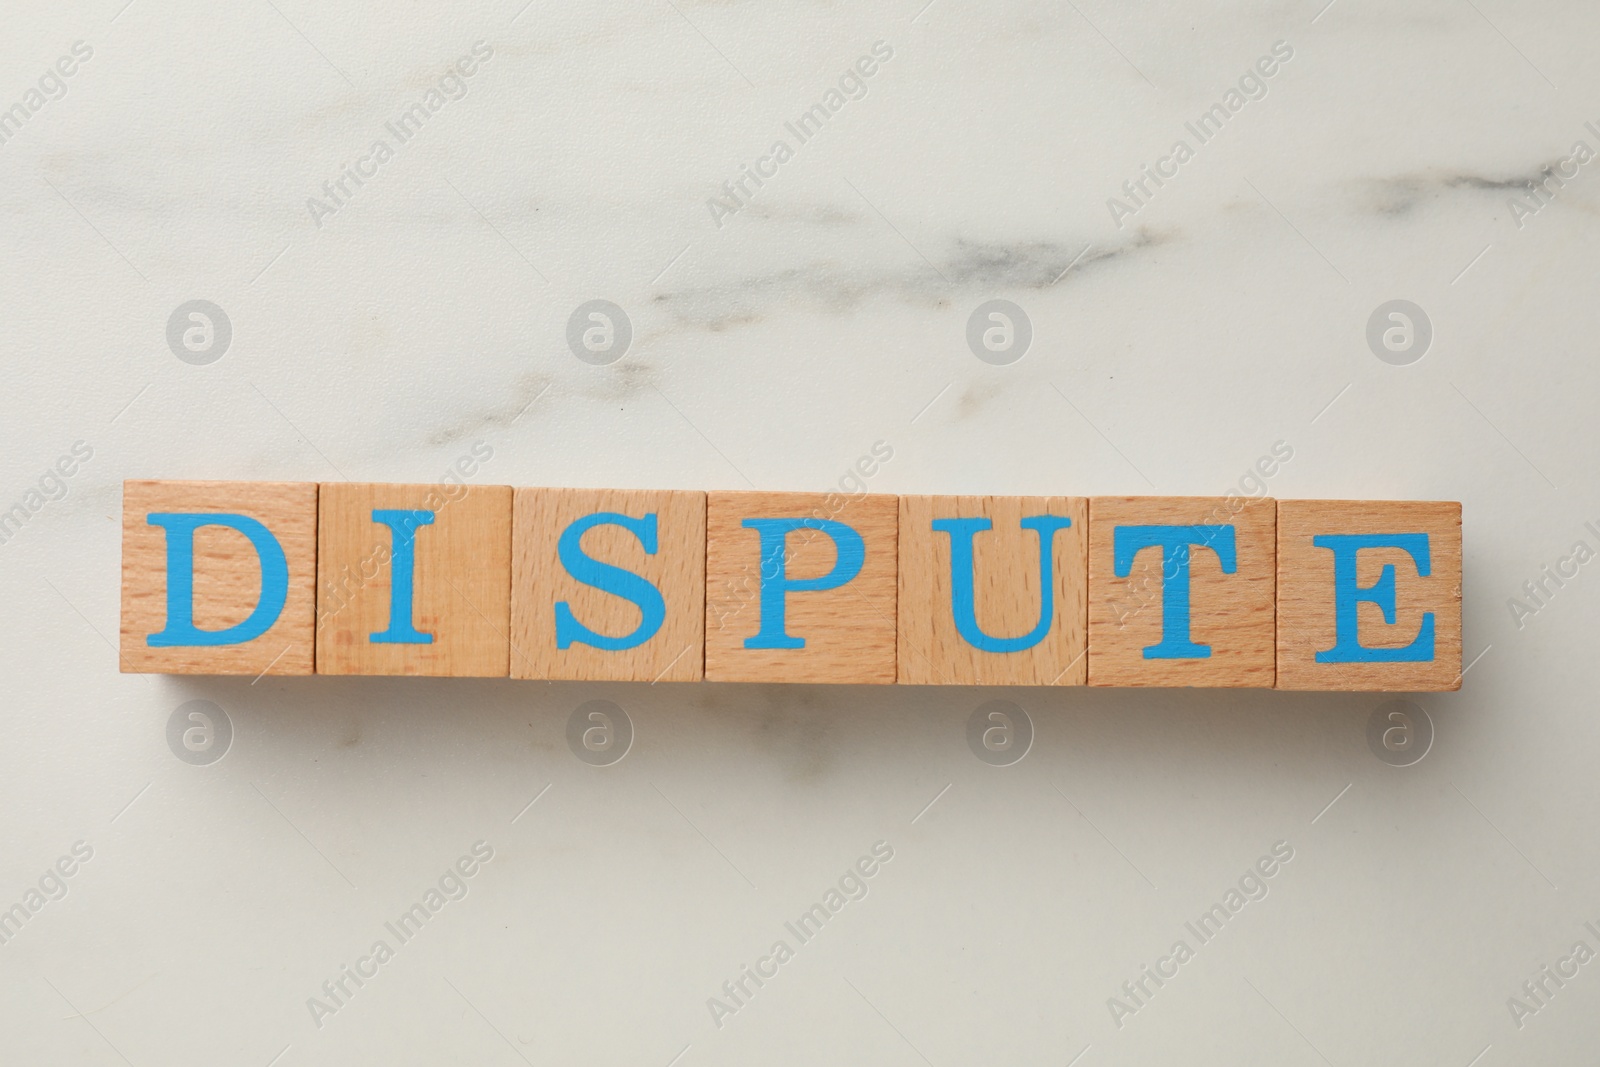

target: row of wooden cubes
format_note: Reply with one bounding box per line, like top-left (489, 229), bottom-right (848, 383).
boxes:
top-left (120, 481), bottom-right (1462, 690)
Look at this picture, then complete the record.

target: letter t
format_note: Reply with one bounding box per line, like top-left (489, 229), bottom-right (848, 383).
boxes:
top-left (1113, 524), bottom-right (1236, 659)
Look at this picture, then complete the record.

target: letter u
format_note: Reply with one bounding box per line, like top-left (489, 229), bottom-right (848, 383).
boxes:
top-left (932, 515), bottom-right (1073, 653)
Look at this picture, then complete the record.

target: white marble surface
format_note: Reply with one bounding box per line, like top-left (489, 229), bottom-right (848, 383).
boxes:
top-left (4, 0), bottom-right (1600, 1063)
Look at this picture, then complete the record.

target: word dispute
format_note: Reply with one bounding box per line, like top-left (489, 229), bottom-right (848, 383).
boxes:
top-left (119, 480), bottom-right (1463, 691)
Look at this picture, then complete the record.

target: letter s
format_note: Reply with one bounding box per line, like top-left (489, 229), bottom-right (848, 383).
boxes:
top-left (555, 512), bottom-right (668, 651)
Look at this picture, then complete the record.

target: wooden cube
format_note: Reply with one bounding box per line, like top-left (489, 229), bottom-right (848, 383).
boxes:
top-left (898, 495), bottom-right (1087, 685)
top-left (705, 491), bottom-right (897, 684)
top-left (1088, 496), bottom-right (1276, 687)
top-left (1276, 500), bottom-right (1462, 691)
top-left (121, 480), bottom-right (318, 675)
top-left (510, 488), bottom-right (705, 682)
top-left (316, 482), bottom-right (511, 676)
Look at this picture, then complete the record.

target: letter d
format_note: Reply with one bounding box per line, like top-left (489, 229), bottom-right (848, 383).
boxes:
top-left (146, 513), bottom-right (288, 646)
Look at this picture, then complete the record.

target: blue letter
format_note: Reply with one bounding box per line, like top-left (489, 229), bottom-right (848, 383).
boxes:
top-left (1114, 524), bottom-right (1236, 659)
top-left (742, 518), bottom-right (865, 650)
top-left (554, 512), bottom-right (668, 651)
top-left (1314, 533), bottom-right (1434, 663)
top-left (933, 515), bottom-right (1073, 653)
top-left (370, 509), bottom-right (434, 644)
top-left (146, 513), bottom-right (288, 647)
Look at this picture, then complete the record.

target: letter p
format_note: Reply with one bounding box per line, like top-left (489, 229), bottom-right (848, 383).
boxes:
top-left (742, 518), bottom-right (864, 649)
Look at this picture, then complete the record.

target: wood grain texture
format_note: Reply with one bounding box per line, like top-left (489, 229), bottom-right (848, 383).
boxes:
top-left (510, 487), bottom-right (705, 681)
top-left (1088, 495), bottom-right (1276, 688)
top-left (705, 491), bottom-right (897, 684)
top-left (121, 480), bottom-right (318, 675)
top-left (316, 482), bottom-right (511, 677)
top-left (897, 495), bottom-right (1087, 685)
top-left (1275, 499), bottom-right (1462, 691)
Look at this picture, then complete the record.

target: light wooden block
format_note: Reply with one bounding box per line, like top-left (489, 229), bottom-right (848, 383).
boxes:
top-left (316, 482), bottom-right (511, 676)
top-left (705, 491), bottom-right (897, 684)
top-left (1088, 495), bottom-right (1276, 688)
top-left (510, 488), bottom-right (705, 681)
top-left (1276, 500), bottom-right (1462, 691)
top-left (897, 495), bottom-right (1088, 685)
top-left (121, 480), bottom-right (318, 675)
